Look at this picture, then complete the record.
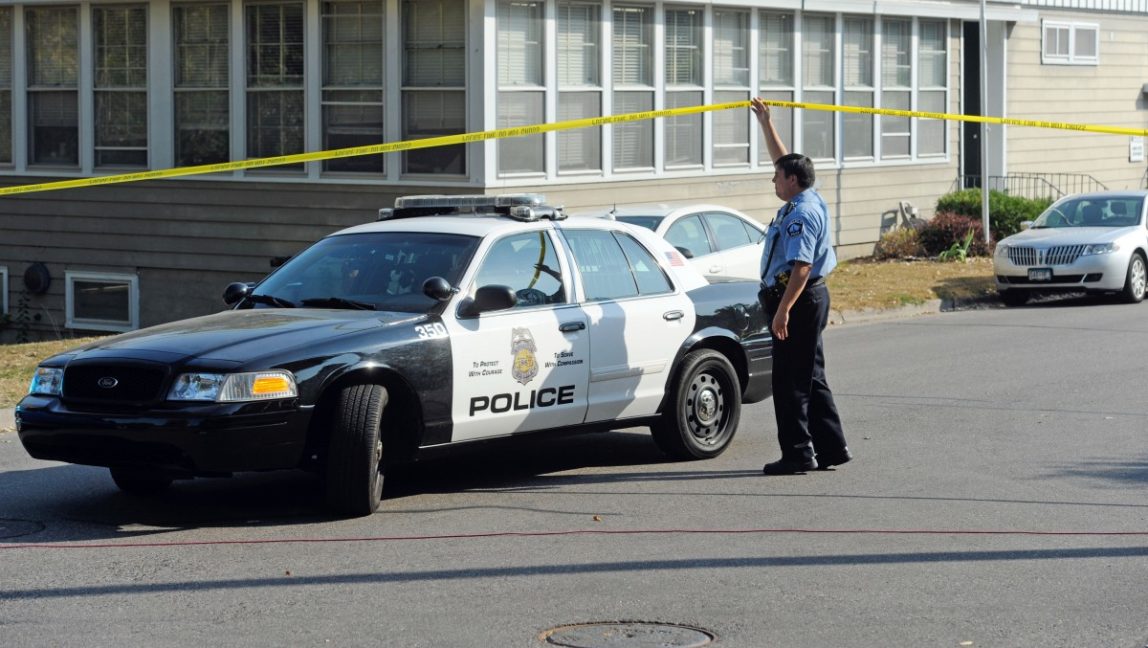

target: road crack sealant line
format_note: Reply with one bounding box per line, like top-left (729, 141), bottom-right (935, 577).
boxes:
top-left (2, 99), bottom-right (1144, 198)
top-left (4, 526), bottom-right (1148, 551)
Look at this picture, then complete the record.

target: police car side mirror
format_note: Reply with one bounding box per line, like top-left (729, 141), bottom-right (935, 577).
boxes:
top-left (223, 282), bottom-right (254, 305)
top-left (422, 276), bottom-right (455, 302)
top-left (458, 285), bottom-right (517, 317)
top-left (675, 246), bottom-right (695, 259)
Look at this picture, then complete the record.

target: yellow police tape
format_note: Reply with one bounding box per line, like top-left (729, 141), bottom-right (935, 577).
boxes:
top-left (2, 99), bottom-right (1145, 197)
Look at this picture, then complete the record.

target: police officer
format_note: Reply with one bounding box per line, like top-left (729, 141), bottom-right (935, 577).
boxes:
top-left (751, 97), bottom-right (851, 475)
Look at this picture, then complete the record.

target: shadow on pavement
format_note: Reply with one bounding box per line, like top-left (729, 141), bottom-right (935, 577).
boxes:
top-left (8, 544), bottom-right (1148, 601)
top-left (0, 429), bottom-right (689, 543)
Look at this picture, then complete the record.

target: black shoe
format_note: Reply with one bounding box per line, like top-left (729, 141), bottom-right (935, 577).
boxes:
top-left (815, 448), bottom-right (852, 470)
top-left (762, 458), bottom-right (817, 475)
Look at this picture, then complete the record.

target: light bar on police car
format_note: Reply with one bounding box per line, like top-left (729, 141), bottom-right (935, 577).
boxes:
top-left (393, 194), bottom-right (546, 210)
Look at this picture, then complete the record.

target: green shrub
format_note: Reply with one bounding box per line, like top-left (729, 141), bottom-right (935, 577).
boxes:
top-left (937, 230), bottom-right (975, 262)
top-left (918, 211), bottom-right (992, 258)
top-left (935, 189), bottom-right (1053, 240)
top-left (873, 227), bottom-right (926, 260)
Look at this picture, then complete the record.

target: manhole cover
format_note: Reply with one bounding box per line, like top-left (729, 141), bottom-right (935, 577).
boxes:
top-left (0, 518), bottom-right (45, 540)
top-left (541, 622), bottom-right (715, 648)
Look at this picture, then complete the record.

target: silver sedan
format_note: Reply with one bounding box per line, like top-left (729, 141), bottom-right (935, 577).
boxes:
top-left (993, 191), bottom-right (1148, 306)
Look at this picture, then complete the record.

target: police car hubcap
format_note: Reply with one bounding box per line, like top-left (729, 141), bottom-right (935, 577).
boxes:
top-left (688, 373), bottom-right (724, 440)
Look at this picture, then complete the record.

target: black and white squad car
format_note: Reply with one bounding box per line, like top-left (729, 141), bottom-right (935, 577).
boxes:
top-left (17, 195), bottom-right (773, 517)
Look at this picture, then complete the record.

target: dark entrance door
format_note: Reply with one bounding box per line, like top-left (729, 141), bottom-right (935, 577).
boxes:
top-left (962, 21), bottom-right (981, 189)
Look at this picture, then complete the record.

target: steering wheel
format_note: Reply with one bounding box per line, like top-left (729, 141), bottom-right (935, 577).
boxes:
top-left (527, 232), bottom-right (547, 289)
top-left (515, 288), bottom-right (549, 306)
top-left (1044, 211), bottom-right (1067, 227)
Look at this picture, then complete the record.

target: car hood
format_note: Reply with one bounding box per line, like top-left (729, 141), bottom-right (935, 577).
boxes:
top-left (1002, 226), bottom-right (1134, 246)
top-left (56, 309), bottom-right (424, 367)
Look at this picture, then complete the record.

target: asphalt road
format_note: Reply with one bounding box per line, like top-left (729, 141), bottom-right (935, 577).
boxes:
top-left (2, 296), bottom-right (1147, 648)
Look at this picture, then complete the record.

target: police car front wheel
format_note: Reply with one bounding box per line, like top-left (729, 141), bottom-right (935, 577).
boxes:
top-left (324, 383), bottom-right (389, 517)
top-left (652, 349), bottom-right (741, 460)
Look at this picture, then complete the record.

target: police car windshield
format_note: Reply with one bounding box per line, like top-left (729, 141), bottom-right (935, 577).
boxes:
top-left (254, 232), bottom-right (480, 313)
top-left (614, 216), bottom-right (664, 231)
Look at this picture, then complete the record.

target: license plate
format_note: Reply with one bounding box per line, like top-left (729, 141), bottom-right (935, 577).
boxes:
top-left (1028, 268), bottom-right (1052, 282)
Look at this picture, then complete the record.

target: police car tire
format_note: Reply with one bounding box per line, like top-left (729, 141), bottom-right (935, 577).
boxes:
top-left (652, 349), bottom-right (741, 460)
top-left (109, 467), bottom-right (173, 495)
top-left (324, 384), bottom-right (389, 517)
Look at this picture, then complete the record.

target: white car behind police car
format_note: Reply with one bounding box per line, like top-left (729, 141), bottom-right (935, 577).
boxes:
top-left (580, 203), bottom-right (766, 280)
top-left (18, 195), bottom-right (773, 517)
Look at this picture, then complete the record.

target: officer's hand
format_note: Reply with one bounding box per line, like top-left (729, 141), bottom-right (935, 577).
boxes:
top-left (772, 309), bottom-right (789, 341)
top-left (750, 97), bottom-right (771, 124)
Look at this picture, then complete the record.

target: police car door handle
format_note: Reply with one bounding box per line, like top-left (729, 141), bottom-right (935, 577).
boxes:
top-left (663, 310), bottom-right (684, 321)
top-left (559, 321), bottom-right (586, 332)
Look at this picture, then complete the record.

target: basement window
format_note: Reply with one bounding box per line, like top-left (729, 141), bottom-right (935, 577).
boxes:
top-left (66, 271), bottom-right (139, 332)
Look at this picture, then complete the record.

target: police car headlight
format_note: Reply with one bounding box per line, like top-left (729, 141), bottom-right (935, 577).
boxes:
top-left (28, 367), bottom-right (64, 396)
top-left (168, 371), bottom-right (297, 402)
top-left (1081, 242), bottom-right (1118, 256)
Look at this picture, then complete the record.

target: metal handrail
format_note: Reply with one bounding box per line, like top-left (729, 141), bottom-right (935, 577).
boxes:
top-left (953, 173), bottom-right (1108, 200)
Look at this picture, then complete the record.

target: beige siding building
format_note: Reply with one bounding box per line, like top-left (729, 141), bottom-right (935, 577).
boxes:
top-left (0, 0), bottom-right (1144, 341)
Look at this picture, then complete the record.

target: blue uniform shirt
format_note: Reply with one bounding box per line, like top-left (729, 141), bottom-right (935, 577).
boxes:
top-left (760, 188), bottom-right (837, 288)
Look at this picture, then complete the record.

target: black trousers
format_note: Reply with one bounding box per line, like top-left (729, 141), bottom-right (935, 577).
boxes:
top-left (762, 282), bottom-right (847, 464)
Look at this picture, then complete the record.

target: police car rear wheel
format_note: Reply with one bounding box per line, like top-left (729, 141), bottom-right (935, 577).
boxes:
top-left (652, 349), bottom-right (741, 460)
top-left (325, 384), bottom-right (389, 517)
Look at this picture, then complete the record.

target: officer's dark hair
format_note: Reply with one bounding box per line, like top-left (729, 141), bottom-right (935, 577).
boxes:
top-left (775, 153), bottom-right (815, 189)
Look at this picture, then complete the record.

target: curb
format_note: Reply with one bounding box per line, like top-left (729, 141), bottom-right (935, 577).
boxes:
top-left (0, 407), bottom-right (14, 433)
top-left (828, 295), bottom-right (1001, 327)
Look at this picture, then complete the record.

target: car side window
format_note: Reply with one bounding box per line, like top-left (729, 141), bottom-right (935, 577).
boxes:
top-left (740, 218), bottom-right (765, 243)
top-left (664, 215), bottom-right (713, 258)
top-left (563, 229), bottom-right (640, 301)
top-left (615, 232), bottom-right (673, 295)
top-left (473, 231), bottom-right (565, 307)
top-left (704, 212), bottom-right (755, 250)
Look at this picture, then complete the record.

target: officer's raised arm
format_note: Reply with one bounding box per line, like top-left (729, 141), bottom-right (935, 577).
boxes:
top-left (751, 97), bottom-right (788, 164)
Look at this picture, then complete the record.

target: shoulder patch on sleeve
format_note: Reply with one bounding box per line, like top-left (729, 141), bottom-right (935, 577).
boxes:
top-left (785, 220), bottom-right (804, 237)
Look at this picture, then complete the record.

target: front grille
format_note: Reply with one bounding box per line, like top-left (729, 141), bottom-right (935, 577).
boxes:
top-left (64, 361), bottom-right (170, 405)
top-left (1046, 245), bottom-right (1085, 265)
top-left (1008, 247), bottom-right (1039, 266)
top-left (1007, 245), bottom-right (1084, 266)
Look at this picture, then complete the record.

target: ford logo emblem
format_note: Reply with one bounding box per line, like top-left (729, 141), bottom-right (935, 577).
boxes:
top-left (97, 377), bottom-right (119, 389)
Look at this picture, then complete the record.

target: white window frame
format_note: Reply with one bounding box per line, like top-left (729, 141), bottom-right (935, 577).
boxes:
top-left (915, 18), bottom-right (948, 159)
top-left (173, 2), bottom-right (232, 169)
top-left (712, 7), bottom-right (750, 168)
top-left (841, 15), bottom-right (874, 161)
top-left (756, 9), bottom-right (794, 166)
top-left (92, 4), bottom-right (149, 168)
top-left (319, 0), bottom-right (384, 175)
top-left (0, 266), bottom-right (7, 315)
top-left (1041, 20), bottom-right (1098, 66)
top-left (664, 5), bottom-right (703, 170)
top-left (65, 271), bottom-right (139, 332)
top-left (555, 0), bottom-right (602, 177)
top-left (496, 0), bottom-right (545, 178)
top-left (0, 7), bottom-right (12, 166)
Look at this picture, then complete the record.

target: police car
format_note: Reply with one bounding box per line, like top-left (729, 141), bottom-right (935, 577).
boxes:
top-left (17, 195), bottom-right (773, 517)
